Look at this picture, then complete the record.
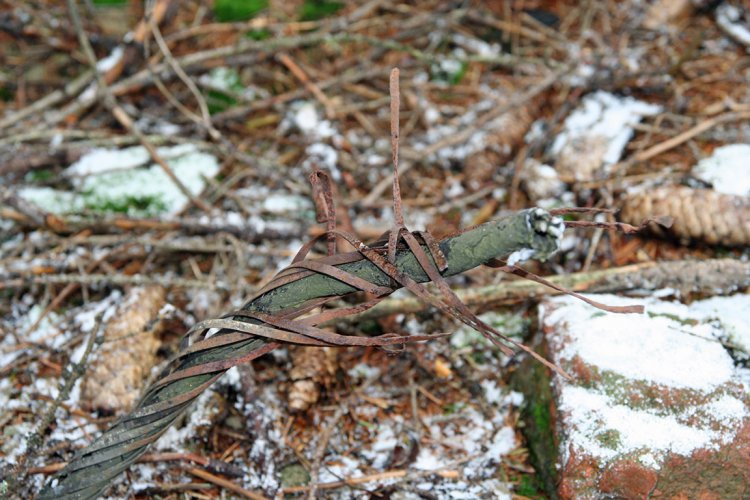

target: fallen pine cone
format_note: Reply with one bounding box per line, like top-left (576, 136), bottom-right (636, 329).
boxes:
top-left (620, 186), bottom-right (750, 246)
top-left (81, 286), bottom-right (166, 413)
top-left (287, 345), bottom-right (338, 412)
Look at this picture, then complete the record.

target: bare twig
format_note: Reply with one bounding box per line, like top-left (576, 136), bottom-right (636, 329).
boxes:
top-left (0, 272), bottom-right (223, 291)
top-left (184, 467), bottom-right (268, 500)
top-left (146, 2), bottom-right (221, 141)
top-left (307, 405), bottom-right (347, 500)
top-left (3, 314), bottom-right (103, 495)
top-left (629, 110), bottom-right (750, 164)
top-left (0, 70), bottom-right (94, 131)
top-left (362, 66), bottom-right (568, 206)
top-left (336, 259), bottom-right (750, 322)
top-left (277, 52), bottom-right (336, 119)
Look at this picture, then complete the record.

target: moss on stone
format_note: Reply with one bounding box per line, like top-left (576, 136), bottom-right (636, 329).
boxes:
top-left (512, 341), bottom-right (560, 499)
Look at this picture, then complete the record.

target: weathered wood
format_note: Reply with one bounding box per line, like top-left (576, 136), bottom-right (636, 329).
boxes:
top-left (342, 258), bottom-right (750, 321)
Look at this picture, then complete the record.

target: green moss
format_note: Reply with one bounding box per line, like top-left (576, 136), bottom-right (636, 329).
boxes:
top-left (443, 402), bottom-right (465, 415)
top-left (280, 463), bottom-right (310, 487)
top-left (431, 60), bottom-right (469, 85)
top-left (356, 419), bottom-right (376, 430)
top-left (0, 86), bottom-right (13, 102)
top-left (449, 61), bottom-right (468, 85)
top-left (595, 429), bottom-right (621, 450)
top-left (204, 68), bottom-right (244, 113)
top-left (299, 0), bottom-right (343, 21)
top-left (84, 194), bottom-right (167, 216)
top-left (646, 311), bottom-right (698, 326)
top-left (512, 342), bottom-right (559, 498)
top-left (475, 351), bottom-right (491, 364)
top-left (531, 399), bottom-right (551, 431)
top-left (25, 168), bottom-right (55, 182)
top-left (92, 0), bottom-right (127, 4)
top-left (595, 368), bottom-right (709, 415)
top-left (516, 474), bottom-right (546, 498)
top-left (358, 319), bottom-right (383, 336)
top-left (207, 91), bottom-right (237, 114)
top-left (214, 0), bottom-right (268, 22)
top-left (245, 28), bottom-right (271, 40)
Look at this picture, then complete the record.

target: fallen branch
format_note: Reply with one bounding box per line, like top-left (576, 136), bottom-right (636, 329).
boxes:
top-left (0, 272), bottom-right (223, 292)
top-left (340, 258), bottom-right (750, 322)
top-left (36, 61), bottom-right (575, 499)
top-left (2, 208), bottom-right (302, 241)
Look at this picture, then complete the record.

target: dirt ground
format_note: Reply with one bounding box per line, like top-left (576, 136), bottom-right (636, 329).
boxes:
top-left (1, 0), bottom-right (749, 498)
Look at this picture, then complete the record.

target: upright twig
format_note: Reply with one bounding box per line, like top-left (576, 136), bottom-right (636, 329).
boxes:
top-left (387, 68), bottom-right (404, 264)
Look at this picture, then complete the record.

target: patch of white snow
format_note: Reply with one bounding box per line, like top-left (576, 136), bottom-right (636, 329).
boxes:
top-left (693, 144), bottom-right (750, 196)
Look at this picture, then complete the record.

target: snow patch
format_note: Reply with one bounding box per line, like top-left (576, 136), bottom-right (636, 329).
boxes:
top-left (688, 294), bottom-right (750, 362)
top-left (559, 386), bottom-right (743, 466)
top-left (96, 46), bottom-right (124, 73)
top-left (506, 248), bottom-right (535, 266)
top-left (693, 144), bottom-right (750, 196)
top-left (262, 193), bottom-right (312, 214)
top-left (716, 4), bottom-right (750, 50)
top-left (20, 144), bottom-right (219, 216)
top-left (552, 91), bottom-right (662, 161)
top-left (521, 159), bottom-right (567, 201)
top-left (291, 101), bottom-right (336, 139)
top-left (546, 293), bottom-right (750, 468)
top-left (303, 142), bottom-right (340, 181)
top-left (551, 91), bottom-right (661, 180)
top-left (546, 294), bottom-right (735, 391)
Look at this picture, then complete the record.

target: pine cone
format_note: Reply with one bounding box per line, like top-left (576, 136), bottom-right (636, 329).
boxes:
top-left (620, 186), bottom-right (750, 246)
top-left (81, 286), bottom-right (166, 413)
top-left (287, 346), bottom-right (338, 412)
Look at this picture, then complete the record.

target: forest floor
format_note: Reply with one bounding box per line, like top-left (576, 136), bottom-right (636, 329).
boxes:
top-left (1, 0), bottom-right (750, 498)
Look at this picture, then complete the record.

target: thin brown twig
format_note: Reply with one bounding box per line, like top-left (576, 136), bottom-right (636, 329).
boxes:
top-left (30, 451), bottom-right (237, 476)
top-left (147, 3), bottom-right (221, 141)
top-left (0, 69), bottom-right (94, 131)
top-left (184, 467), bottom-right (268, 500)
top-left (307, 405), bottom-right (347, 500)
top-left (277, 52), bottom-right (337, 119)
top-left (4, 207), bottom-right (302, 241)
top-left (629, 110), bottom-right (750, 164)
top-left (282, 456), bottom-right (473, 495)
top-left (390, 68), bottom-right (402, 227)
top-left (362, 66), bottom-right (567, 206)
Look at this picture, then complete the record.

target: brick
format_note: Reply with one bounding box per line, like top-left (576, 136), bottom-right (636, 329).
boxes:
top-left (539, 294), bottom-right (750, 499)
